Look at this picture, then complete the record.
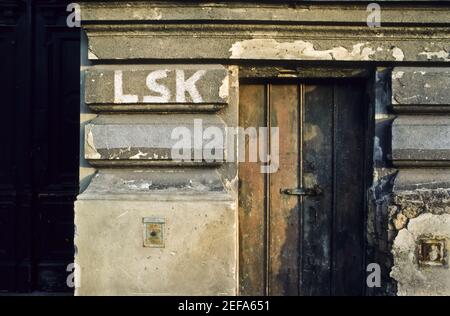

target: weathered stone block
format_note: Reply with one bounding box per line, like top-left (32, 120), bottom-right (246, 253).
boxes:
top-left (391, 213), bottom-right (450, 296)
top-left (392, 116), bottom-right (450, 165)
top-left (394, 169), bottom-right (450, 191)
top-left (85, 65), bottom-right (228, 111)
top-left (392, 67), bottom-right (450, 111)
top-left (84, 114), bottom-right (227, 166)
top-left (80, 168), bottom-right (229, 200)
top-left (75, 169), bottom-right (236, 295)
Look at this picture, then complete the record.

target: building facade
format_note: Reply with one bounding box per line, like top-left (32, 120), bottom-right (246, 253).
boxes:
top-left (75, 1), bottom-right (450, 296)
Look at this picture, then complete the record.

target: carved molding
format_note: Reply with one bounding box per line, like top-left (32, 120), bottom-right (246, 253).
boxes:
top-left (80, 2), bottom-right (450, 25)
top-left (83, 23), bottom-right (450, 62)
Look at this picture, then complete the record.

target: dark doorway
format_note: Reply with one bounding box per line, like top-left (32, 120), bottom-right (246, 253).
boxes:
top-left (239, 80), bottom-right (369, 295)
top-left (0, 0), bottom-right (79, 293)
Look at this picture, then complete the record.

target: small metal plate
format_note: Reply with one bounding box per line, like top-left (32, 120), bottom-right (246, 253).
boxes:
top-left (143, 218), bottom-right (165, 248)
top-left (418, 237), bottom-right (446, 267)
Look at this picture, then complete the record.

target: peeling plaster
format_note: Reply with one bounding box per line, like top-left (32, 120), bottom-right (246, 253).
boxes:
top-left (86, 129), bottom-right (101, 159)
top-left (88, 48), bottom-right (99, 60)
top-left (80, 113), bottom-right (98, 124)
top-left (131, 7), bottom-right (162, 20)
top-left (418, 50), bottom-right (450, 61)
top-left (229, 39), bottom-right (376, 61)
top-left (391, 213), bottom-right (450, 296)
top-left (219, 75), bottom-right (229, 100)
top-left (391, 47), bottom-right (405, 61)
top-left (392, 71), bottom-right (404, 80)
top-left (130, 151), bottom-right (149, 159)
top-left (223, 174), bottom-right (238, 197)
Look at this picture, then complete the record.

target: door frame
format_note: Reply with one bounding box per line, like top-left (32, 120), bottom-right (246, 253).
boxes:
top-left (237, 65), bottom-right (376, 296)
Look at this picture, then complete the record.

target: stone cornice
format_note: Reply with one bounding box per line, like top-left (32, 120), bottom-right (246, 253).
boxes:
top-left (80, 3), bottom-right (450, 62)
top-left (80, 2), bottom-right (450, 25)
top-left (83, 24), bottom-right (449, 62)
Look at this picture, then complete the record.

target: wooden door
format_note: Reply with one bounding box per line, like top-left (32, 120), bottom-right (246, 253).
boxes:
top-left (0, 0), bottom-right (79, 293)
top-left (239, 80), bottom-right (368, 296)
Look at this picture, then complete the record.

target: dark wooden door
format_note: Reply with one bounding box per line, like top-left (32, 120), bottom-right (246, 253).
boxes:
top-left (0, 0), bottom-right (79, 293)
top-left (239, 80), bottom-right (368, 296)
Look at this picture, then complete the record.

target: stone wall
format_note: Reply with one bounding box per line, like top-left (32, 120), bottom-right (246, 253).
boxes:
top-left (367, 67), bottom-right (450, 296)
top-left (389, 68), bottom-right (450, 295)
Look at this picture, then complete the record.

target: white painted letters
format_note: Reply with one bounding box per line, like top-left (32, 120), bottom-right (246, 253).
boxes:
top-left (113, 69), bottom-right (206, 103)
top-left (143, 70), bottom-right (171, 103)
top-left (176, 70), bottom-right (206, 103)
top-left (114, 70), bottom-right (138, 103)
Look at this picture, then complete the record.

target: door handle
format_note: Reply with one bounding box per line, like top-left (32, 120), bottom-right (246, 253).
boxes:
top-left (280, 185), bottom-right (322, 196)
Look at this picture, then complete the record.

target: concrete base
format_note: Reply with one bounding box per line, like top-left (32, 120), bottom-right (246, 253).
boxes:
top-left (74, 170), bottom-right (237, 296)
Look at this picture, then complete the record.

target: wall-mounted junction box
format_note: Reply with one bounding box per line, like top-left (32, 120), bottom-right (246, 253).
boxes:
top-left (143, 217), bottom-right (165, 248)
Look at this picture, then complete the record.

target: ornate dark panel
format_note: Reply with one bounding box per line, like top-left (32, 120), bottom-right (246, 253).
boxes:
top-left (0, 0), bottom-right (79, 293)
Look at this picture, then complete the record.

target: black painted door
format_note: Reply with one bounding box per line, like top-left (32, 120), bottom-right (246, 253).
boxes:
top-left (0, 0), bottom-right (79, 293)
top-left (239, 80), bottom-right (369, 295)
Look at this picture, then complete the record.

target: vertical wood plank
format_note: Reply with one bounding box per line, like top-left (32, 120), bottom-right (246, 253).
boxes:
top-left (301, 84), bottom-right (334, 296)
top-left (268, 84), bottom-right (300, 296)
top-left (238, 84), bottom-right (266, 295)
top-left (332, 82), bottom-right (366, 295)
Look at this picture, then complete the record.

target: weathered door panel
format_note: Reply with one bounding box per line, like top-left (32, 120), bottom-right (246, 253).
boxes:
top-left (331, 83), bottom-right (366, 295)
top-left (239, 80), bottom-right (367, 296)
top-left (268, 84), bottom-right (300, 296)
top-left (238, 84), bottom-right (266, 296)
top-left (301, 84), bottom-right (334, 295)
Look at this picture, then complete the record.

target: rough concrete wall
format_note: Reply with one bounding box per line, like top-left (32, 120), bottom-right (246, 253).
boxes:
top-left (391, 213), bottom-right (450, 296)
top-left (75, 170), bottom-right (237, 295)
top-left (389, 68), bottom-right (450, 296)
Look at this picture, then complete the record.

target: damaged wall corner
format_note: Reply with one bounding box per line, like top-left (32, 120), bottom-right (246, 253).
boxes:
top-left (388, 66), bottom-right (450, 295)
